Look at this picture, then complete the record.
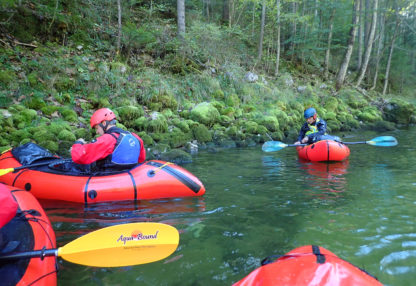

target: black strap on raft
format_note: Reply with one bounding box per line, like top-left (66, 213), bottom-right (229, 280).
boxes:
top-left (146, 161), bottom-right (201, 193)
top-left (312, 245), bottom-right (326, 264)
top-left (261, 255), bottom-right (282, 266)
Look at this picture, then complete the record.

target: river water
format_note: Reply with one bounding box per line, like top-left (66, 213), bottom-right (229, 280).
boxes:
top-left (47, 128), bottom-right (415, 286)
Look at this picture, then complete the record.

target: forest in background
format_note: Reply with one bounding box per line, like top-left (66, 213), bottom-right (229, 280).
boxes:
top-left (0, 0), bottom-right (415, 160)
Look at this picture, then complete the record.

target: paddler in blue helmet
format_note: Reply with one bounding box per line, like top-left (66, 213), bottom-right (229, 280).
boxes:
top-left (294, 107), bottom-right (327, 145)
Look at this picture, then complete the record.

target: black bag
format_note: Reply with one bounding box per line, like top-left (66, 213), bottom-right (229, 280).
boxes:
top-left (11, 143), bottom-right (58, 165)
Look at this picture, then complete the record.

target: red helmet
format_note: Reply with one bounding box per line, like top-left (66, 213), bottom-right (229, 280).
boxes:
top-left (90, 108), bottom-right (116, 128)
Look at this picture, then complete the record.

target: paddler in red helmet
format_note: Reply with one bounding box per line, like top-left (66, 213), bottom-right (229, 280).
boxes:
top-left (71, 108), bottom-right (146, 171)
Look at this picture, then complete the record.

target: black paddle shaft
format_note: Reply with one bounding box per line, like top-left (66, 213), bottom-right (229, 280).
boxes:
top-left (0, 248), bottom-right (57, 261)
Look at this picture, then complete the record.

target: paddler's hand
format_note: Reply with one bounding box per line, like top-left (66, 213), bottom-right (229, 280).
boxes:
top-left (294, 141), bottom-right (301, 145)
top-left (75, 138), bottom-right (86, 144)
top-left (301, 136), bottom-right (309, 144)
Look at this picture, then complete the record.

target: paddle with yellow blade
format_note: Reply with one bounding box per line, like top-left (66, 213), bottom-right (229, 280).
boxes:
top-left (0, 222), bottom-right (179, 267)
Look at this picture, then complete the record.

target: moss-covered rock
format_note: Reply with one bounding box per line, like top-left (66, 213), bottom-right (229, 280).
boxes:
top-left (117, 105), bottom-right (145, 126)
top-left (133, 117), bottom-right (148, 131)
top-left (241, 120), bottom-right (258, 134)
top-left (323, 97), bottom-right (338, 112)
top-left (160, 149), bottom-right (192, 164)
top-left (147, 113), bottom-right (168, 133)
top-left (357, 106), bottom-right (382, 122)
top-left (57, 129), bottom-right (76, 141)
top-left (259, 116), bottom-right (279, 132)
top-left (39, 140), bottom-right (59, 153)
top-left (137, 132), bottom-right (153, 146)
top-left (190, 102), bottom-right (220, 127)
top-left (383, 99), bottom-right (415, 125)
top-left (60, 108), bottom-right (78, 122)
top-left (192, 124), bottom-right (212, 143)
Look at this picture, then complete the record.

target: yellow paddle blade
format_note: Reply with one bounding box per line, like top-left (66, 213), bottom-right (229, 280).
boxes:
top-left (58, 222), bottom-right (179, 267)
top-left (0, 168), bottom-right (15, 176)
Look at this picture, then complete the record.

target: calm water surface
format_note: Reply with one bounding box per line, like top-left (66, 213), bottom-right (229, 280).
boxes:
top-left (47, 128), bottom-right (415, 286)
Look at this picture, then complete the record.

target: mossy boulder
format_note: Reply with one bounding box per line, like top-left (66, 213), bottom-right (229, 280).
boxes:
top-left (24, 96), bottom-right (47, 110)
top-left (164, 128), bottom-right (192, 148)
top-left (190, 102), bottom-right (220, 127)
top-left (160, 149), bottom-right (192, 164)
top-left (39, 141), bottom-right (59, 153)
top-left (192, 124), bottom-right (212, 143)
top-left (357, 107), bottom-right (382, 122)
top-left (147, 113), bottom-right (168, 133)
top-left (137, 132), bottom-right (154, 146)
top-left (60, 108), bottom-right (78, 123)
top-left (225, 94), bottom-right (240, 107)
top-left (324, 97), bottom-right (338, 112)
top-left (259, 116), bottom-right (279, 132)
top-left (241, 120), bottom-right (258, 134)
top-left (57, 130), bottom-right (76, 142)
top-left (133, 117), bottom-right (148, 131)
top-left (383, 99), bottom-right (415, 124)
top-left (117, 105), bottom-right (145, 126)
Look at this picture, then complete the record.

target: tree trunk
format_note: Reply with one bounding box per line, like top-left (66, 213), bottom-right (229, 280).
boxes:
top-left (383, 17), bottom-right (399, 95)
top-left (370, 12), bottom-right (385, 90)
top-left (258, 0), bottom-right (266, 61)
top-left (117, 0), bottom-right (122, 55)
top-left (177, 0), bottom-right (185, 39)
top-left (291, 2), bottom-right (297, 61)
top-left (336, 0), bottom-right (360, 90)
top-left (222, 0), bottom-right (229, 25)
top-left (357, 0), bottom-right (364, 70)
top-left (356, 0), bottom-right (378, 87)
top-left (275, 0), bottom-right (281, 76)
top-left (324, 7), bottom-right (335, 79)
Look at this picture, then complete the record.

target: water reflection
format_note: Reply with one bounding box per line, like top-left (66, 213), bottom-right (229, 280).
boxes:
top-left (298, 160), bottom-right (349, 201)
top-left (40, 197), bottom-right (206, 240)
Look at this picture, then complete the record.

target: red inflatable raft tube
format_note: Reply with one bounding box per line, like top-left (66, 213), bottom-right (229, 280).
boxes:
top-left (0, 150), bottom-right (205, 204)
top-left (296, 140), bottom-right (350, 162)
top-left (0, 184), bottom-right (57, 286)
top-left (233, 245), bottom-right (382, 286)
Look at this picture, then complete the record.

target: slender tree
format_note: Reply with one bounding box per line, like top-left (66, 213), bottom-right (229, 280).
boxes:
top-left (258, 0), bottom-right (267, 61)
top-left (357, 0), bottom-right (364, 70)
top-left (275, 0), bottom-right (281, 76)
top-left (116, 0), bottom-right (122, 55)
top-left (177, 0), bottom-right (185, 39)
top-left (383, 10), bottom-right (400, 95)
top-left (370, 10), bottom-right (385, 90)
top-left (356, 0), bottom-right (378, 87)
top-left (324, 6), bottom-right (335, 79)
top-left (336, 0), bottom-right (361, 90)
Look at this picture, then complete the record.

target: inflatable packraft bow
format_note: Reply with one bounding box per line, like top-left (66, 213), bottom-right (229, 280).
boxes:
top-left (0, 143), bottom-right (205, 204)
top-left (233, 245), bottom-right (382, 286)
top-left (0, 184), bottom-right (57, 286)
top-left (296, 140), bottom-right (350, 162)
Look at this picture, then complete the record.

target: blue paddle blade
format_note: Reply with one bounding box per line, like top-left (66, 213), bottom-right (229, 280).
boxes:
top-left (262, 141), bottom-right (288, 152)
top-left (366, 136), bottom-right (398, 147)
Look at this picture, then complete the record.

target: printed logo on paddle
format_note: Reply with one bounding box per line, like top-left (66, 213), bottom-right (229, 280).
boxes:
top-left (117, 230), bottom-right (159, 245)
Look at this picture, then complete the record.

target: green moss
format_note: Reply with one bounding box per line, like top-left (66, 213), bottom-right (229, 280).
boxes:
top-left (0, 70), bottom-right (15, 85)
top-left (241, 120), bottom-right (258, 134)
top-left (190, 102), bottom-right (220, 127)
top-left (10, 129), bottom-right (31, 143)
top-left (259, 116), bottom-right (279, 132)
top-left (213, 89), bottom-right (224, 100)
top-left (48, 121), bottom-right (71, 135)
top-left (24, 96), bottom-right (47, 110)
top-left (147, 113), bottom-right (168, 133)
top-left (357, 107), bottom-right (382, 122)
top-left (41, 105), bottom-right (60, 116)
top-left (133, 117), bottom-right (148, 131)
top-left (60, 108), bottom-right (78, 122)
top-left (74, 128), bottom-right (91, 141)
top-left (39, 141), bottom-right (59, 153)
top-left (324, 97), bottom-right (338, 112)
top-left (192, 124), bottom-right (212, 143)
top-left (117, 105), bottom-right (145, 127)
top-left (225, 94), bottom-right (240, 107)
top-left (57, 130), bottom-right (76, 141)
top-left (54, 76), bottom-right (76, 92)
top-left (137, 132), bottom-right (153, 146)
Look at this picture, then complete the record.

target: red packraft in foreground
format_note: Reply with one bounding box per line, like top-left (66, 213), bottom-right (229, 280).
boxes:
top-left (233, 245), bottom-right (382, 286)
